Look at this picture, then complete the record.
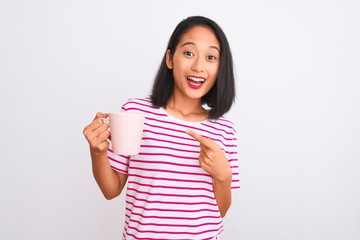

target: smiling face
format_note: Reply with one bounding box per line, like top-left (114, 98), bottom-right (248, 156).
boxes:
top-left (166, 26), bottom-right (220, 102)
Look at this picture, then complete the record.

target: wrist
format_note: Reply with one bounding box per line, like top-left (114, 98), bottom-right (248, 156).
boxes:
top-left (90, 149), bottom-right (108, 161)
top-left (214, 170), bottom-right (232, 183)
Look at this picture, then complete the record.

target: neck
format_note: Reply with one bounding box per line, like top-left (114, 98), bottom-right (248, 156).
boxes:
top-left (165, 95), bottom-right (208, 122)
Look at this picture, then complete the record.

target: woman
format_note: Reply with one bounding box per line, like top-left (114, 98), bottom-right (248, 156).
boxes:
top-left (83, 16), bottom-right (240, 240)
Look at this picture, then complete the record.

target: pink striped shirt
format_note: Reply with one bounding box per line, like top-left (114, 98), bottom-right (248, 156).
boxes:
top-left (108, 98), bottom-right (240, 240)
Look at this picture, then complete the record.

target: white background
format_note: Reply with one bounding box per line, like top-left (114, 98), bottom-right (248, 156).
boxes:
top-left (1, 0), bottom-right (359, 239)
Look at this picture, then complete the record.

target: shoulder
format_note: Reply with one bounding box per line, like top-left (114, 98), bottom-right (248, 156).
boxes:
top-left (207, 115), bottom-right (237, 135)
top-left (121, 97), bottom-right (158, 113)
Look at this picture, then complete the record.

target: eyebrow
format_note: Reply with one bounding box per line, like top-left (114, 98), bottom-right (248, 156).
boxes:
top-left (181, 41), bottom-right (220, 53)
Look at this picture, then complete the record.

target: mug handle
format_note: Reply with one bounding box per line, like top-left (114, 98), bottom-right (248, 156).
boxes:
top-left (100, 117), bottom-right (112, 146)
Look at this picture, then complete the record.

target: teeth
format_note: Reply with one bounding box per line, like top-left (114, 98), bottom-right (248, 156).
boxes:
top-left (187, 77), bottom-right (205, 83)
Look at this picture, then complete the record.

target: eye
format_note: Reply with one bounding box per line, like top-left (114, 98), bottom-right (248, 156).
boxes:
top-left (184, 51), bottom-right (194, 57)
top-left (207, 55), bottom-right (217, 60)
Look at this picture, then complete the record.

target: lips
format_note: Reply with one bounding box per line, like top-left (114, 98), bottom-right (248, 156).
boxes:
top-left (187, 76), bottom-right (206, 89)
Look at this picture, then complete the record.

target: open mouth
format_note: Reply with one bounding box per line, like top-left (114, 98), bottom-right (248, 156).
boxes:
top-left (187, 76), bottom-right (206, 88)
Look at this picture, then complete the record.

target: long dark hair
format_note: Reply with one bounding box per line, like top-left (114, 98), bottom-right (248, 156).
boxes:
top-left (150, 16), bottom-right (236, 119)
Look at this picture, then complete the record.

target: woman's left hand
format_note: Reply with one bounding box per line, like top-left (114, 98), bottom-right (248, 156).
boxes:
top-left (186, 130), bottom-right (232, 182)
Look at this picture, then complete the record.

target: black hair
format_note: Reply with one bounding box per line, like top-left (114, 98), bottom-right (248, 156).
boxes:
top-left (150, 16), bottom-right (236, 119)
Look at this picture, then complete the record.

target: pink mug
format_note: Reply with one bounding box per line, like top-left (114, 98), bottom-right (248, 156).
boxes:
top-left (108, 112), bottom-right (145, 155)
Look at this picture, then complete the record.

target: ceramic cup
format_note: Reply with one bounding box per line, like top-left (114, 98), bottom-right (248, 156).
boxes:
top-left (107, 112), bottom-right (145, 155)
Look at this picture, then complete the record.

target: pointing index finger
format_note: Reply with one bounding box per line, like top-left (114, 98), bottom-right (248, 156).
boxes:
top-left (186, 130), bottom-right (209, 146)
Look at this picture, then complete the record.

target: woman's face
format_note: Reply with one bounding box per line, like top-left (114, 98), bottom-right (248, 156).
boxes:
top-left (166, 26), bottom-right (220, 101)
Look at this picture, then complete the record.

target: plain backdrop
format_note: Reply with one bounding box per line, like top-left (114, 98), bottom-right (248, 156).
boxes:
top-left (1, 0), bottom-right (359, 239)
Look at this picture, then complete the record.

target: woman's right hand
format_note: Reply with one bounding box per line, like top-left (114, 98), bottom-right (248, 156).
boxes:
top-left (83, 112), bottom-right (110, 155)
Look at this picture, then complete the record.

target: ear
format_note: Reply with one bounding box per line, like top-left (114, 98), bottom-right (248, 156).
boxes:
top-left (165, 50), bottom-right (173, 69)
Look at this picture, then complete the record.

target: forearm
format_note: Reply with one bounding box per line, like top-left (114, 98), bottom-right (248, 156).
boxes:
top-left (91, 151), bottom-right (126, 200)
top-left (213, 177), bottom-right (232, 218)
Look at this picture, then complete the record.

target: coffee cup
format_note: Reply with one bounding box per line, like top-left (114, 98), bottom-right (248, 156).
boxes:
top-left (107, 112), bottom-right (145, 155)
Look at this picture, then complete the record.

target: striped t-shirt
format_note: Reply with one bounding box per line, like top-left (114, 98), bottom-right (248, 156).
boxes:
top-left (108, 98), bottom-right (240, 240)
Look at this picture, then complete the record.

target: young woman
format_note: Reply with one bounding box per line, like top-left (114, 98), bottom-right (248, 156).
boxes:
top-left (83, 16), bottom-right (240, 240)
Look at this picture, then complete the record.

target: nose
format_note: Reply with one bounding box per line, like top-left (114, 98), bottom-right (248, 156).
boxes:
top-left (191, 57), bottom-right (204, 72)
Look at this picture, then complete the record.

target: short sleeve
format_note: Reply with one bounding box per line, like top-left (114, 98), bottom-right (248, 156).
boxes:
top-left (107, 100), bottom-right (131, 174)
top-left (228, 127), bottom-right (240, 189)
